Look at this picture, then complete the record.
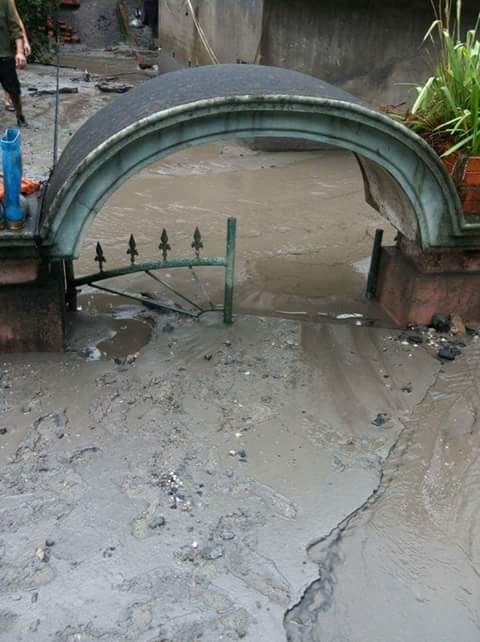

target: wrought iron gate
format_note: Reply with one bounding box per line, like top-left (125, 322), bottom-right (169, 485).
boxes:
top-left (65, 217), bottom-right (237, 324)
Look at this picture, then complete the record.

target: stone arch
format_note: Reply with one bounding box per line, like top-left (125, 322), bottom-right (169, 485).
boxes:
top-left (41, 64), bottom-right (468, 259)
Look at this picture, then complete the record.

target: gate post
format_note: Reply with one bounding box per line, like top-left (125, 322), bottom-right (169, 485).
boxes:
top-left (0, 256), bottom-right (65, 352)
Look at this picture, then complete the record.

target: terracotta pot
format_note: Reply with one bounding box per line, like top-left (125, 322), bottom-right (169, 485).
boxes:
top-left (441, 151), bottom-right (480, 215)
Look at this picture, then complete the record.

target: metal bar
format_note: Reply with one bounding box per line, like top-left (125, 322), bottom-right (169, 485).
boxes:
top-left (223, 217), bottom-right (237, 324)
top-left (366, 228), bottom-right (384, 300)
top-left (65, 259), bottom-right (78, 311)
top-left (190, 267), bottom-right (215, 311)
top-left (89, 284), bottom-right (198, 317)
top-left (73, 256), bottom-right (226, 287)
top-left (145, 269), bottom-right (204, 312)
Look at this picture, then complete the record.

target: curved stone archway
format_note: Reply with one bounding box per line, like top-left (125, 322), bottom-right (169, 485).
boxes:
top-left (41, 64), bottom-right (470, 259)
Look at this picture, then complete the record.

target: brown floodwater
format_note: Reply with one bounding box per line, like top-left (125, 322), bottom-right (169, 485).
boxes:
top-left (72, 142), bottom-right (396, 360)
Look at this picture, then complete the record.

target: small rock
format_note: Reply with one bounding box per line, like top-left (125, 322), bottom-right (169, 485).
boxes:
top-left (0, 427), bottom-right (7, 435)
top-left (438, 345), bottom-right (462, 361)
top-left (431, 314), bottom-right (451, 333)
top-left (45, 539), bottom-right (55, 547)
top-left (220, 530), bottom-right (235, 541)
top-left (35, 547), bottom-right (49, 563)
top-left (372, 413), bottom-right (389, 427)
top-left (201, 544), bottom-right (225, 561)
top-left (402, 385), bottom-right (413, 394)
top-left (162, 322), bottom-right (175, 333)
top-left (406, 334), bottom-right (424, 345)
top-left (450, 314), bottom-right (466, 335)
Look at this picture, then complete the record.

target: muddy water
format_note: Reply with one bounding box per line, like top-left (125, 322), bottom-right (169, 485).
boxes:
top-left (285, 342), bottom-right (480, 642)
top-left (75, 143), bottom-right (395, 347)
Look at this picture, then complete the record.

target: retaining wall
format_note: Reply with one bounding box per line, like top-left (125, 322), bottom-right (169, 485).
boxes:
top-left (159, 0), bottom-right (479, 105)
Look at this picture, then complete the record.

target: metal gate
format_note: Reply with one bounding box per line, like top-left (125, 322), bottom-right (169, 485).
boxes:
top-left (65, 217), bottom-right (237, 324)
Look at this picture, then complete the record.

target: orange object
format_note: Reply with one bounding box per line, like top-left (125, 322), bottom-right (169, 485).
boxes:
top-left (0, 177), bottom-right (41, 201)
top-left (441, 152), bottom-right (480, 215)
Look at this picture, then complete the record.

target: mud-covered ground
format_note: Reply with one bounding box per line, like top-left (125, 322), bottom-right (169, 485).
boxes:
top-left (1, 309), bottom-right (479, 641)
top-left (1, 61), bottom-right (480, 642)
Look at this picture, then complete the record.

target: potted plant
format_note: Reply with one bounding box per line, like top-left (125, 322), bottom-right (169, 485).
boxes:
top-left (390, 1), bottom-right (480, 215)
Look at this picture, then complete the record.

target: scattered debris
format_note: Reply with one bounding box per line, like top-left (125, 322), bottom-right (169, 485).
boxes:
top-left (450, 314), bottom-right (466, 335)
top-left (430, 314), bottom-right (451, 333)
top-left (229, 448), bottom-right (247, 462)
top-left (372, 413), bottom-right (389, 427)
top-left (438, 345), bottom-right (462, 361)
top-left (96, 83), bottom-right (133, 94)
top-left (336, 313), bottom-right (364, 320)
top-left (35, 547), bottom-right (49, 563)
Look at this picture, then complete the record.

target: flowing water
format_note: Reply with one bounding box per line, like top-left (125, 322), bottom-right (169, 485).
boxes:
top-left (72, 142), bottom-right (395, 360)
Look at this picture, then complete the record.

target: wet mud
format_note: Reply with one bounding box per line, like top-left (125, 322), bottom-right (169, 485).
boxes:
top-left (0, 315), bottom-right (445, 642)
top-left (285, 339), bottom-right (480, 641)
top-left (1, 63), bottom-right (479, 642)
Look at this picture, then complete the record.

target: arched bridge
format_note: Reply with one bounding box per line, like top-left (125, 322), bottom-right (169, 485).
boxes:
top-left (41, 64), bottom-right (475, 258)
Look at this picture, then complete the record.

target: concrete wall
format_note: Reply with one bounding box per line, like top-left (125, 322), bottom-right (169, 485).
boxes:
top-left (159, 0), bottom-right (480, 105)
top-left (159, 0), bottom-right (264, 65)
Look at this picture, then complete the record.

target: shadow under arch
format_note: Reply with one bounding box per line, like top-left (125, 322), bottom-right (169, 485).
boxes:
top-left (40, 64), bottom-right (468, 259)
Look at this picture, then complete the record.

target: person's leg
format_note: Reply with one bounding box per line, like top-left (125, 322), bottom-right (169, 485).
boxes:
top-left (2, 59), bottom-right (26, 126)
top-left (11, 93), bottom-right (26, 126)
top-left (4, 92), bottom-right (14, 112)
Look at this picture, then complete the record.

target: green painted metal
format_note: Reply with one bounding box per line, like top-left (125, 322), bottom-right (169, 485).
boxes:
top-left (224, 217), bottom-right (237, 325)
top-left (70, 219), bottom-right (237, 323)
top-left (73, 256), bottom-right (228, 287)
top-left (40, 95), bottom-right (474, 257)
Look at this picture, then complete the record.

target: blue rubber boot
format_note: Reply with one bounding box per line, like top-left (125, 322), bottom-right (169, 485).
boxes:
top-left (1, 128), bottom-right (24, 231)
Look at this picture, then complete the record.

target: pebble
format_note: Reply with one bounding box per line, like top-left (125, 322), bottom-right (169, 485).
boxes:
top-left (0, 427), bottom-right (7, 435)
top-left (438, 345), bottom-right (462, 361)
top-left (372, 413), bottom-right (389, 427)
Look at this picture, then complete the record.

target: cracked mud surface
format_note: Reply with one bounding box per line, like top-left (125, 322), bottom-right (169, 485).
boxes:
top-left (3, 311), bottom-right (467, 641)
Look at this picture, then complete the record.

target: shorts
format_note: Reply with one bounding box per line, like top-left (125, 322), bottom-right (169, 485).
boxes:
top-left (0, 58), bottom-right (20, 97)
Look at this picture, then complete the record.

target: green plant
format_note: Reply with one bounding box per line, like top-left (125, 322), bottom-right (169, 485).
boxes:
top-left (16, 0), bottom-right (59, 63)
top-left (403, 0), bottom-right (480, 156)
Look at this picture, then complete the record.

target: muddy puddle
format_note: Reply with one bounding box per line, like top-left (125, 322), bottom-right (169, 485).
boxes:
top-left (71, 143), bottom-right (395, 343)
top-left (67, 291), bottom-right (154, 360)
